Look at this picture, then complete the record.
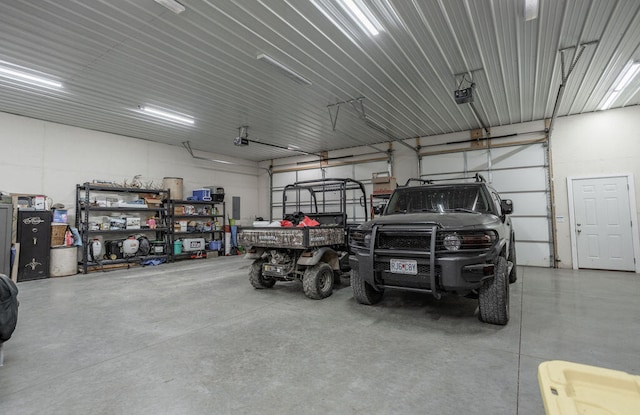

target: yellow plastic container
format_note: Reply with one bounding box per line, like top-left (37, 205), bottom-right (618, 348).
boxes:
top-left (538, 360), bottom-right (640, 415)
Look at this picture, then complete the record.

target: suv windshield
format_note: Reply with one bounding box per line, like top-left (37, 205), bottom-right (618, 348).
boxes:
top-left (385, 185), bottom-right (492, 215)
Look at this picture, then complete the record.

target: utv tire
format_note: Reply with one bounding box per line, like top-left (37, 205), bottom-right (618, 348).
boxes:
top-left (478, 256), bottom-right (509, 325)
top-left (302, 263), bottom-right (334, 300)
top-left (249, 259), bottom-right (276, 289)
top-left (351, 267), bottom-right (383, 305)
top-left (509, 235), bottom-right (517, 284)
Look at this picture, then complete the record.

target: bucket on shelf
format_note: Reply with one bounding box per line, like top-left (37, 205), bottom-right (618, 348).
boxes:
top-left (163, 177), bottom-right (184, 200)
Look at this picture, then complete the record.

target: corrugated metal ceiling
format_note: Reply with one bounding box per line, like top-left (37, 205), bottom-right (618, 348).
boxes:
top-left (0, 0), bottom-right (638, 162)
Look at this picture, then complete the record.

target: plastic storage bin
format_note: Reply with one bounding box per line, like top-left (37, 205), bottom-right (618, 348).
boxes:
top-left (538, 360), bottom-right (640, 415)
top-left (192, 188), bottom-right (211, 201)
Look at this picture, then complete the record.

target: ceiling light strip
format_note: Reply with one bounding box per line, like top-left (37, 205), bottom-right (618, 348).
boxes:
top-left (256, 54), bottom-right (311, 86)
top-left (524, 0), bottom-right (539, 21)
top-left (138, 105), bottom-right (194, 125)
top-left (600, 61), bottom-right (640, 110)
top-left (153, 0), bottom-right (185, 14)
top-left (336, 0), bottom-right (383, 36)
top-left (0, 65), bottom-right (62, 89)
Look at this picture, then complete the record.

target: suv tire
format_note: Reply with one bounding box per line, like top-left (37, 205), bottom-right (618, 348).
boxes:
top-left (249, 258), bottom-right (276, 289)
top-left (351, 267), bottom-right (384, 305)
top-left (478, 256), bottom-right (509, 325)
top-left (302, 263), bottom-right (334, 299)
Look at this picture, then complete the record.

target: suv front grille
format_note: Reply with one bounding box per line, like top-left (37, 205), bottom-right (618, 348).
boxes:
top-left (375, 229), bottom-right (495, 252)
top-left (378, 233), bottom-right (430, 250)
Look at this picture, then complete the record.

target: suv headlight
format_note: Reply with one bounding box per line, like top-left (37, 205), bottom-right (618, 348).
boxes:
top-left (443, 233), bottom-right (462, 251)
top-left (440, 231), bottom-right (497, 251)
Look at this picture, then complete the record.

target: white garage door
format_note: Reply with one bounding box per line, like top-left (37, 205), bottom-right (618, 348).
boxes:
top-left (420, 142), bottom-right (552, 267)
top-left (270, 160), bottom-right (388, 223)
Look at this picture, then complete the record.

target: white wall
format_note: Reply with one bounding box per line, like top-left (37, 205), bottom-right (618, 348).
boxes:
top-left (0, 112), bottom-right (261, 225)
top-left (551, 105), bottom-right (640, 269)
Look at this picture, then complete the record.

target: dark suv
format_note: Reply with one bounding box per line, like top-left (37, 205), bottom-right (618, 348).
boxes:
top-left (349, 175), bottom-right (516, 325)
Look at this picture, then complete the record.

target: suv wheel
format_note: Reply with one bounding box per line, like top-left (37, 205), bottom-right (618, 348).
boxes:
top-left (351, 267), bottom-right (383, 305)
top-left (302, 263), bottom-right (334, 300)
top-left (478, 256), bottom-right (509, 325)
top-left (249, 258), bottom-right (276, 289)
top-left (509, 235), bottom-right (517, 284)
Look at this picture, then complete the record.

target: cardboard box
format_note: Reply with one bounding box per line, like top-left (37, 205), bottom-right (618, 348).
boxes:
top-left (372, 175), bottom-right (397, 194)
top-left (144, 197), bottom-right (162, 207)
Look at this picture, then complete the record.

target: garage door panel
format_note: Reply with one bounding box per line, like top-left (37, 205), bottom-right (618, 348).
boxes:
top-left (467, 150), bottom-right (489, 171)
top-left (516, 242), bottom-right (551, 267)
top-left (272, 206), bottom-right (283, 220)
top-left (297, 168), bottom-right (323, 182)
top-left (325, 165), bottom-right (352, 178)
top-left (501, 192), bottom-right (548, 216)
top-left (355, 161), bottom-right (388, 181)
top-left (490, 168), bottom-right (547, 192)
top-left (511, 217), bottom-right (549, 241)
top-left (491, 144), bottom-right (545, 168)
top-left (272, 171), bottom-right (296, 188)
top-left (422, 153), bottom-right (464, 175)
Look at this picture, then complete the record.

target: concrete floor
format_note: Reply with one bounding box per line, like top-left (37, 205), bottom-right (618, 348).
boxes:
top-left (0, 256), bottom-right (638, 415)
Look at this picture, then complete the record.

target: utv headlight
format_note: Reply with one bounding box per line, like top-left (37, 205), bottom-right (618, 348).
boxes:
top-left (443, 233), bottom-right (462, 251)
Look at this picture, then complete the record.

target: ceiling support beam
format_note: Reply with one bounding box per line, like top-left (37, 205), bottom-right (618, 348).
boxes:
top-left (181, 141), bottom-right (267, 175)
top-left (547, 40), bottom-right (598, 139)
top-left (327, 96), bottom-right (419, 154)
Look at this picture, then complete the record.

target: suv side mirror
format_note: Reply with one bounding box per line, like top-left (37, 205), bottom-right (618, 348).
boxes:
top-left (501, 199), bottom-right (513, 215)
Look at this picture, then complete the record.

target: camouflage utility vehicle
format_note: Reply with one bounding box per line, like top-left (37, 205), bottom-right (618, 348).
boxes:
top-left (238, 178), bottom-right (368, 300)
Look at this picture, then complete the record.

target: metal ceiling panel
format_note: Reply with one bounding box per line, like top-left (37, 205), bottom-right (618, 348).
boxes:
top-left (0, 0), bottom-right (638, 162)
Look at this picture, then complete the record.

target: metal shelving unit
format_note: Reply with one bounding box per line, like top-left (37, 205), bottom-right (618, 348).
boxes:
top-left (75, 183), bottom-right (171, 274)
top-left (167, 199), bottom-right (226, 261)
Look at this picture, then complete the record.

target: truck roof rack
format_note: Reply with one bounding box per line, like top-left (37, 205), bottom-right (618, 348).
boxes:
top-left (401, 173), bottom-right (487, 187)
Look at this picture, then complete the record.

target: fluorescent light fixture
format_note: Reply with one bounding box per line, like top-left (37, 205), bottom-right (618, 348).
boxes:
top-left (138, 105), bottom-right (194, 125)
top-left (153, 0), bottom-right (185, 14)
top-left (256, 54), bottom-right (311, 86)
top-left (599, 61), bottom-right (640, 110)
top-left (336, 0), bottom-right (383, 36)
top-left (212, 159), bottom-right (233, 165)
top-left (0, 63), bottom-right (62, 89)
top-left (524, 0), bottom-right (539, 21)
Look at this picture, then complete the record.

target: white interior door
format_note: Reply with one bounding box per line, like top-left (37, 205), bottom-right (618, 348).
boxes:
top-left (571, 176), bottom-right (635, 271)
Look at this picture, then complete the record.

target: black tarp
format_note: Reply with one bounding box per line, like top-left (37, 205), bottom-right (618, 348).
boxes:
top-left (0, 274), bottom-right (18, 342)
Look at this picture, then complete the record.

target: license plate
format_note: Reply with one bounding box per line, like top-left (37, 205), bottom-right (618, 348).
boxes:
top-left (390, 259), bottom-right (417, 275)
top-left (263, 264), bottom-right (285, 275)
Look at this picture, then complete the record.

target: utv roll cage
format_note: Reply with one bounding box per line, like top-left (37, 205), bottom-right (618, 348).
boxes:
top-left (282, 178), bottom-right (369, 223)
